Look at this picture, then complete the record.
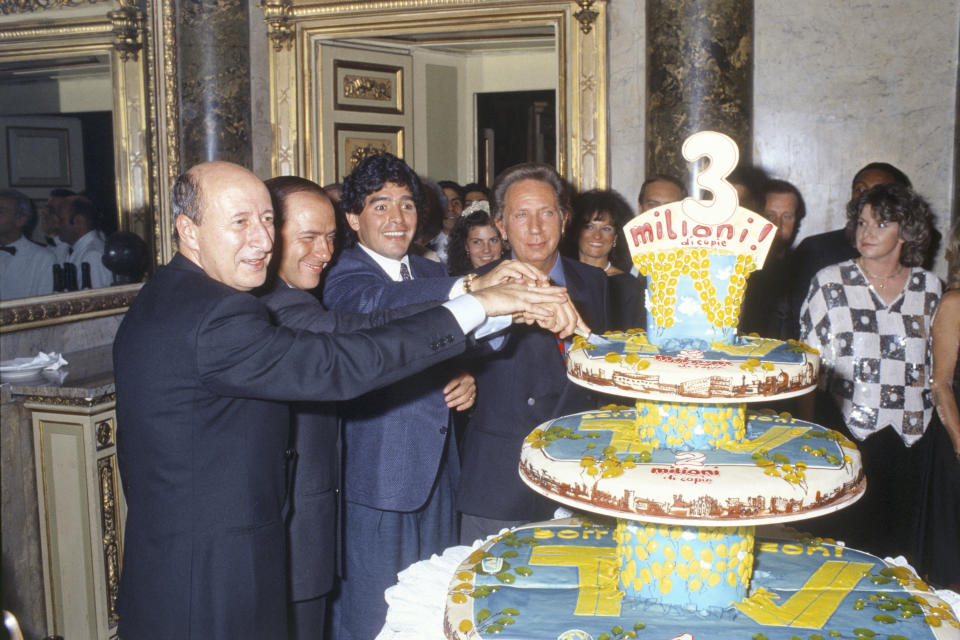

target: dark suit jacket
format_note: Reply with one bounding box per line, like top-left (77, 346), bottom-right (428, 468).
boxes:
top-left (788, 228), bottom-right (858, 339)
top-left (457, 256), bottom-right (609, 521)
top-left (259, 284), bottom-right (434, 602)
top-left (322, 246), bottom-right (461, 511)
top-left (114, 254), bottom-right (466, 639)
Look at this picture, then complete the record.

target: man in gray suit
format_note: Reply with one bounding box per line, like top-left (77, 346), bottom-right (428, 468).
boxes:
top-left (114, 161), bottom-right (580, 639)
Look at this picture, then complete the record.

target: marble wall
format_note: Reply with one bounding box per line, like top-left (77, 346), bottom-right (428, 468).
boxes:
top-left (608, 0), bottom-right (959, 277)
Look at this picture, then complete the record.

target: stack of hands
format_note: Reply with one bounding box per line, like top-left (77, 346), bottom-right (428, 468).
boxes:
top-left (442, 259), bottom-right (590, 413)
top-left (467, 259), bottom-right (588, 339)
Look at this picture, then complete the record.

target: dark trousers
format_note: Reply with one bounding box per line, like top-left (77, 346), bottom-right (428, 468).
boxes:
top-left (289, 595), bottom-right (326, 640)
top-left (804, 421), bottom-right (934, 563)
top-left (329, 446), bottom-right (458, 640)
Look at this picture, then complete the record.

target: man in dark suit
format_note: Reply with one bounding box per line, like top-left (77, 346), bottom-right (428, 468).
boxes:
top-left (457, 162), bottom-right (609, 544)
top-left (113, 161), bottom-right (579, 639)
top-left (259, 175), bottom-right (457, 639)
top-left (322, 154), bottom-right (563, 640)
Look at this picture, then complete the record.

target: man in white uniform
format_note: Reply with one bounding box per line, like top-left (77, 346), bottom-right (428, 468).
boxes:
top-left (61, 195), bottom-right (113, 289)
top-left (0, 189), bottom-right (56, 300)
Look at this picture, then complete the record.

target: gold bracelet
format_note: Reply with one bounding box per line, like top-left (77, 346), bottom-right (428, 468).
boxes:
top-left (463, 273), bottom-right (477, 293)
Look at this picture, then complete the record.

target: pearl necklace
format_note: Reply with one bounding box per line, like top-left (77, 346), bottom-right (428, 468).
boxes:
top-left (858, 258), bottom-right (904, 290)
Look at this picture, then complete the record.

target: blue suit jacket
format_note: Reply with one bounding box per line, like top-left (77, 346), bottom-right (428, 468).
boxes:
top-left (114, 255), bottom-right (466, 639)
top-left (457, 256), bottom-right (609, 522)
top-left (259, 284), bottom-right (435, 601)
top-left (322, 246), bottom-right (461, 511)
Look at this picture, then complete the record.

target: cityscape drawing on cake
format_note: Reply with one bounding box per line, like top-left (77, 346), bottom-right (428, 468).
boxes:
top-left (442, 132), bottom-right (959, 640)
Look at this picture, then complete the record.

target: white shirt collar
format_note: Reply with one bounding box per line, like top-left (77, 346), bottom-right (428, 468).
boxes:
top-left (357, 243), bottom-right (411, 282)
top-left (72, 230), bottom-right (103, 254)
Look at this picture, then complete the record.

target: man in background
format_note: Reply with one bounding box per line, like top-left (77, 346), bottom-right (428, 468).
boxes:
top-left (740, 179), bottom-right (806, 339)
top-left (0, 188), bottom-right (55, 299)
top-left (41, 188), bottom-right (75, 262)
top-left (60, 195), bottom-right (112, 288)
top-left (637, 173), bottom-right (685, 212)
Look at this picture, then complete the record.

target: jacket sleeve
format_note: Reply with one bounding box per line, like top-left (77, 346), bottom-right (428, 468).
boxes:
top-left (195, 293), bottom-right (466, 402)
top-left (263, 288), bottom-right (437, 332)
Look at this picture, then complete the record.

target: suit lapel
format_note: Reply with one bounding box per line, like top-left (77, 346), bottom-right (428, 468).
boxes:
top-left (351, 245), bottom-right (394, 282)
top-left (561, 258), bottom-right (604, 330)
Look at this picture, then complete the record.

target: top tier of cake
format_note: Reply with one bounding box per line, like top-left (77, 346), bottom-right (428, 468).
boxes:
top-left (628, 206), bottom-right (776, 348)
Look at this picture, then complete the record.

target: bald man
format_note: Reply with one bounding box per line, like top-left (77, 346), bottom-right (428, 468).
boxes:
top-left (113, 162), bottom-right (580, 639)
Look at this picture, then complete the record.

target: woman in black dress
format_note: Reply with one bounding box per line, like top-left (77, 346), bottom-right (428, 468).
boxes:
top-left (563, 189), bottom-right (644, 330)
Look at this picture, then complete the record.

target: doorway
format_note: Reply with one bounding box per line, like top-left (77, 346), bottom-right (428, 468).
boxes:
top-left (476, 89), bottom-right (556, 186)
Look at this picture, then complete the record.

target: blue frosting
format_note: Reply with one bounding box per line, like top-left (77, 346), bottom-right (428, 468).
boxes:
top-left (455, 523), bottom-right (951, 639)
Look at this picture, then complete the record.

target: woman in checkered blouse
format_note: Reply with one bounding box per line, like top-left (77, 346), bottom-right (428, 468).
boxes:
top-left (799, 182), bottom-right (941, 564)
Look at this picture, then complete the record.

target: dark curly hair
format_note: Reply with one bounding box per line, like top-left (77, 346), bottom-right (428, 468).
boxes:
top-left (446, 209), bottom-right (502, 276)
top-left (845, 183), bottom-right (933, 268)
top-left (340, 154), bottom-right (424, 247)
top-left (562, 189), bottom-right (633, 271)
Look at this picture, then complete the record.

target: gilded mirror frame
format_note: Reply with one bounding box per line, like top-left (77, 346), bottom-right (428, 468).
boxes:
top-left (263, 0), bottom-right (608, 192)
top-left (0, 3), bottom-right (169, 332)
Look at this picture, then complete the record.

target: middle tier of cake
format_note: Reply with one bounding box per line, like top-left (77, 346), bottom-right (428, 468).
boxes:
top-left (519, 407), bottom-right (865, 526)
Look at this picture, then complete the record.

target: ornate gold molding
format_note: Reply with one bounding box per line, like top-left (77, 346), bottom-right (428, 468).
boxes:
top-left (261, 0), bottom-right (294, 51)
top-left (160, 0), bottom-right (179, 247)
top-left (0, 0), bottom-right (108, 15)
top-left (0, 285), bottom-right (139, 332)
top-left (574, 0), bottom-right (598, 34)
top-left (290, 0), bottom-right (557, 18)
top-left (0, 17), bottom-right (111, 40)
top-left (98, 454), bottom-right (121, 627)
top-left (108, 2), bottom-right (143, 61)
top-left (95, 418), bottom-right (115, 450)
top-left (22, 392), bottom-right (117, 408)
top-left (0, 4), bottom-right (166, 327)
top-left (266, 0), bottom-right (607, 189)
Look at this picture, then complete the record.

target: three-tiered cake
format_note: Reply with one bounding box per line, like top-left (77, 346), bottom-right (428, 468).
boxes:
top-left (442, 132), bottom-right (958, 640)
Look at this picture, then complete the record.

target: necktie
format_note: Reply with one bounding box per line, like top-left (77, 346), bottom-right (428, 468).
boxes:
top-left (0, 246), bottom-right (15, 255)
top-left (399, 262), bottom-right (412, 281)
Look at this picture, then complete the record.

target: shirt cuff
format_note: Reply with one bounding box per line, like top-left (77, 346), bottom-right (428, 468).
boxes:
top-left (474, 313), bottom-right (511, 339)
top-left (442, 294), bottom-right (486, 334)
top-left (448, 276), bottom-right (467, 300)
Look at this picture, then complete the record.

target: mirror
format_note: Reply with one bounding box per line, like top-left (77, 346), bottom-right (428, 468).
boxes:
top-left (0, 5), bottom-right (162, 330)
top-left (262, 0), bottom-right (608, 191)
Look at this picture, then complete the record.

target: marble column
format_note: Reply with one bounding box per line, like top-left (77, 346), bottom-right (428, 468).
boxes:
top-left (645, 0), bottom-right (753, 188)
top-left (176, 0), bottom-right (252, 170)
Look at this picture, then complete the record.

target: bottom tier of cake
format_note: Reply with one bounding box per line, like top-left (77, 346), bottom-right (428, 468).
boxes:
top-left (444, 518), bottom-right (960, 640)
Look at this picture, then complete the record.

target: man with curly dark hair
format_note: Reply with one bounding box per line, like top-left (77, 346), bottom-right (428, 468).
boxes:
top-left (322, 153), bottom-right (575, 639)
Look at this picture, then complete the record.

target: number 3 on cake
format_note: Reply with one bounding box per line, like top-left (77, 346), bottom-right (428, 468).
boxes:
top-left (681, 131), bottom-right (741, 225)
